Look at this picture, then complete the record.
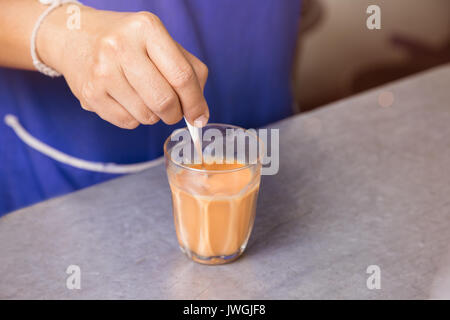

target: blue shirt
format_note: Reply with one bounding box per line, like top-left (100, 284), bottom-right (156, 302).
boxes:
top-left (0, 0), bottom-right (301, 215)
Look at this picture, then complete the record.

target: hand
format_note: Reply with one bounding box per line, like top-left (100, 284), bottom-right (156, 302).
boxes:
top-left (39, 7), bottom-right (209, 129)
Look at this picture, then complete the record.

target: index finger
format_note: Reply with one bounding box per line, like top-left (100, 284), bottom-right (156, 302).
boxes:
top-left (142, 15), bottom-right (209, 127)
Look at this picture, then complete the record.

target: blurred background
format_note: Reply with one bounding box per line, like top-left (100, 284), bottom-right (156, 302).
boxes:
top-left (293, 0), bottom-right (450, 112)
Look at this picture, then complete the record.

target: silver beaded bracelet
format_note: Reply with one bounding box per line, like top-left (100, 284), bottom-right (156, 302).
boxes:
top-left (31, 0), bottom-right (82, 77)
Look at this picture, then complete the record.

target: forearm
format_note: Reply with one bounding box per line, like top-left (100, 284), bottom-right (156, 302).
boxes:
top-left (0, 0), bottom-right (86, 72)
top-left (0, 2), bottom-right (210, 129)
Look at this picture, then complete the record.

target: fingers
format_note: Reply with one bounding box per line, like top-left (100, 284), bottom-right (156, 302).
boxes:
top-left (74, 11), bottom-right (210, 129)
top-left (120, 47), bottom-right (183, 125)
top-left (79, 62), bottom-right (142, 129)
top-left (177, 44), bottom-right (209, 92)
top-left (142, 15), bottom-right (209, 127)
top-left (81, 87), bottom-right (139, 129)
top-left (106, 65), bottom-right (160, 125)
top-left (80, 100), bottom-right (93, 112)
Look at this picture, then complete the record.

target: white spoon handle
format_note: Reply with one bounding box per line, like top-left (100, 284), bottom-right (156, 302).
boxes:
top-left (184, 117), bottom-right (203, 164)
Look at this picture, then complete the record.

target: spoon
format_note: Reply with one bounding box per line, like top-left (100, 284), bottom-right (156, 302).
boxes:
top-left (184, 117), bottom-right (203, 164)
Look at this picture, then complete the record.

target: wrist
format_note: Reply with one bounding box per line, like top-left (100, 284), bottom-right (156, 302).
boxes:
top-left (36, 3), bottom-right (93, 75)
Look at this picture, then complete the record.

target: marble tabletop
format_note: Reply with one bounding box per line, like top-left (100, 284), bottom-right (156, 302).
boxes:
top-left (1, 64), bottom-right (450, 299)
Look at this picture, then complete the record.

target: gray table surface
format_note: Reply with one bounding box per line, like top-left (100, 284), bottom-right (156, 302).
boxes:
top-left (1, 65), bottom-right (450, 300)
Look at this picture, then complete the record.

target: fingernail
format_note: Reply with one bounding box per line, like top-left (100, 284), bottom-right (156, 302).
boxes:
top-left (194, 114), bottom-right (209, 128)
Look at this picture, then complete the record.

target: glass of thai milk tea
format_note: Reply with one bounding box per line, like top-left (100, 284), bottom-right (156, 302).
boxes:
top-left (164, 123), bottom-right (262, 265)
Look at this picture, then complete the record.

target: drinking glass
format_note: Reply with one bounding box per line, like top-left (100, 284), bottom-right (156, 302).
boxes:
top-left (164, 124), bottom-right (262, 265)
